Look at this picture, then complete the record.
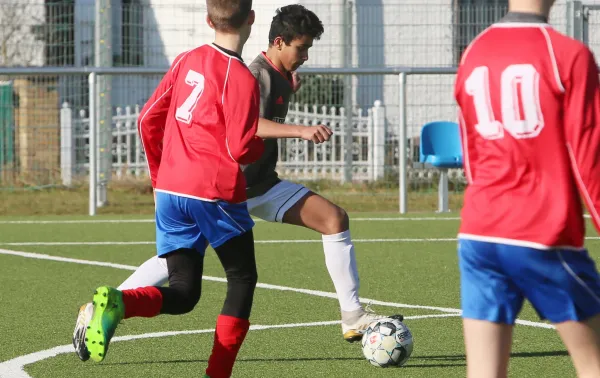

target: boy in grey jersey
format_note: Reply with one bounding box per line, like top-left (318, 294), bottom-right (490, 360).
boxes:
top-left (243, 45), bottom-right (330, 199)
top-left (73, 5), bottom-right (400, 361)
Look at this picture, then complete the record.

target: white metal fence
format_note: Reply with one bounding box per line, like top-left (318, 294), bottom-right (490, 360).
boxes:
top-left (60, 99), bottom-right (388, 185)
top-left (60, 103), bottom-right (145, 183)
top-left (280, 101), bottom-right (387, 182)
top-left (0, 66), bottom-right (461, 216)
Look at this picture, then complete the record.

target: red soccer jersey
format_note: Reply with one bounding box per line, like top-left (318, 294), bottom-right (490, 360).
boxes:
top-left (454, 21), bottom-right (600, 250)
top-left (138, 44), bottom-right (264, 203)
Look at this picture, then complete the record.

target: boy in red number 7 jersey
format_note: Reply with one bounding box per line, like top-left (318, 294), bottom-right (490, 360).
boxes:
top-left (81, 1), bottom-right (264, 377)
top-left (455, 0), bottom-right (600, 377)
top-left (73, 7), bottom-right (399, 361)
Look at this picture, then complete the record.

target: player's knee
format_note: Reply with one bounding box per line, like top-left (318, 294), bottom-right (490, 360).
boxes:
top-left (228, 265), bottom-right (258, 288)
top-left (243, 268), bottom-right (258, 288)
top-left (169, 282), bottom-right (201, 314)
top-left (221, 266), bottom-right (257, 319)
top-left (323, 206), bottom-right (349, 235)
top-left (178, 287), bottom-right (201, 314)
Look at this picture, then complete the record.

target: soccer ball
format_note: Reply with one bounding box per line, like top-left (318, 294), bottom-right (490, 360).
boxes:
top-left (361, 317), bottom-right (413, 367)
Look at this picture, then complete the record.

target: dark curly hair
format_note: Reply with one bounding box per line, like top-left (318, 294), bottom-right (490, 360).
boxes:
top-left (268, 4), bottom-right (324, 46)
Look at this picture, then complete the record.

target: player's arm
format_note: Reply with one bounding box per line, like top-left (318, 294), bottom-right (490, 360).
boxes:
top-left (137, 71), bottom-right (173, 188)
top-left (251, 69), bottom-right (332, 143)
top-left (256, 118), bottom-right (332, 143)
top-left (223, 71), bottom-right (264, 165)
top-left (137, 51), bottom-right (190, 187)
top-left (564, 47), bottom-right (600, 231)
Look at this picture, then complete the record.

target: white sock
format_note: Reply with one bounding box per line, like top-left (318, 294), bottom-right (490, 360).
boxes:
top-left (322, 230), bottom-right (362, 312)
top-left (117, 255), bottom-right (169, 290)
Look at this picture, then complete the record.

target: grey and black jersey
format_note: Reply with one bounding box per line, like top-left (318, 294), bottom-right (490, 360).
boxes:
top-left (243, 52), bottom-right (295, 198)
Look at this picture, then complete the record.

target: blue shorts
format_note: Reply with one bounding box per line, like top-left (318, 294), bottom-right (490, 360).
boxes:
top-left (154, 191), bottom-right (254, 257)
top-left (458, 238), bottom-right (600, 324)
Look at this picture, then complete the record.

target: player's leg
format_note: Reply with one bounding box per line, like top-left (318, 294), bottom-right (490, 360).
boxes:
top-left (84, 192), bottom-right (207, 362)
top-left (512, 248), bottom-right (600, 377)
top-left (282, 192), bottom-right (371, 335)
top-left (248, 180), bottom-right (396, 342)
top-left (72, 253), bottom-right (170, 361)
top-left (206, 230), bottom-right (258, 378)
top-left (117, 254), bottom-right (169, 290)
top-left (193, 200), bottom-right (257, 378)
top-left (458, 239), bottom-right (523, 378)
top-left (72, 192), bottom-right (211, 361)
top-left (120, 192), bottom-right (208, 315)
top-left (462, 320), bottom-right (513, 378)
top-left (555, 316), bottom-right (600, 378)
top-left (85, 247), bottom-right (204, 363)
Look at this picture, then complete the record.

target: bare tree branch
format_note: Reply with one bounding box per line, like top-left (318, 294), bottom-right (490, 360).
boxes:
top-left (0, 0), bottom-right (45, 66)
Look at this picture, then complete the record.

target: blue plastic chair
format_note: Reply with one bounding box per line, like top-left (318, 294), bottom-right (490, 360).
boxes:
top-left (418, 121), bottom-right (463, 212)
top-left (419, 121), bottom-right (463, 169)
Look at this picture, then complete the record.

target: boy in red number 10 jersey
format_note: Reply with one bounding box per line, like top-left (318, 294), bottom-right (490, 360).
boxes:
top-left (79, 1), bottom-right (264, 377)
top-left (455, 0), bottom-right (600, 377)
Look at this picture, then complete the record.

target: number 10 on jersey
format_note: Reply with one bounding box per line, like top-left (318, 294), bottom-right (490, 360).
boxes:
top-left (464, 64), bottom-right (544, 140)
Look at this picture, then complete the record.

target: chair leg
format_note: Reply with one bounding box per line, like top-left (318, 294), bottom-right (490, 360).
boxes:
top-left (438, 169), bottom-right (449, 213)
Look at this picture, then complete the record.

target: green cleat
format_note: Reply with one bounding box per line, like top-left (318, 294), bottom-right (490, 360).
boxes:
top-left (85, 286), bottom-right (125, 362)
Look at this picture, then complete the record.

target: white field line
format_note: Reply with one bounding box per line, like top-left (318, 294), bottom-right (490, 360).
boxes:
top-left (0, 238), bottom-right (461, 246)
top-left (0, 248), bottom-right (462, 314)
top-left (4, 237), bottom-right (600, 246)
top-left (0, 248), bottom-right (558, 330)
top-left (0, 217), bottom-right (461, 225)
top-left (0, 248), bottom-right (556, 377)
top-left (0, 214), bottom-right (593, 225)
top-left (0, 219), bottom-right (156, 224)
top-left (0, 313), bottom-right (461, 378)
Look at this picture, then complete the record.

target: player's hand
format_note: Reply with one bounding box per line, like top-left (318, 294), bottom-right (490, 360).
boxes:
top-left (292, 71), bottom-right (302, 93)
top-left (299, 125), bottom-right (333, 144)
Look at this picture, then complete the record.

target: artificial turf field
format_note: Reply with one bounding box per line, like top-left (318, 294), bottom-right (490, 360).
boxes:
top-left (0, 212), bottom-right (594, 377)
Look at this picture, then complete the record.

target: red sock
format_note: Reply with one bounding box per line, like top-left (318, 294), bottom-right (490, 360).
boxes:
top-left (121, 286), bottom-right (163, 319)
top-left (205, 315), bottom-right (250, 378)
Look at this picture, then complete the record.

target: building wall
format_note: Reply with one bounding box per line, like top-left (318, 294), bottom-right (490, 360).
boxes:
top-left (13, 78), bottom-right (60, 183)
top-left (64, 0), bottom-right (575, 135)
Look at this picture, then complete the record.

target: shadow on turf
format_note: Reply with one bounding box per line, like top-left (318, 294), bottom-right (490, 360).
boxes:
top-left (413, 350), bottom-right (569, 362)
top-left (100, 357), bottom-right (465, 369)
top-left (99, 351), bottom-right (568, 368)
top-left (102, 357), bottom-right (364, 366)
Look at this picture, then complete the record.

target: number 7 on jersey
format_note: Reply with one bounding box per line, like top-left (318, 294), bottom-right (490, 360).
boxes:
top-left (176, 70), bottom-right (205, 124)
top-left (464, 64), bottom-right (544, 140)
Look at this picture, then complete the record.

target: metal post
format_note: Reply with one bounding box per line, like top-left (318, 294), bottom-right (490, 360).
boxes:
top-left (583, 6), bottom-right (589, 46)
top-left (567, 1), bottom-right (585, 41)
top-left (89, 73), bottom-right (97, 216)
top-left (438, 169), bottom-right (449, 213)
top-left (60, 102), bottom-right (73, 186)
top-left (342, 0), bottom-right (354, 184)
top-left (398, 72), bottom-right (407, 214)
top-left (582, 3), bottom-right (595, 46)
top-left (579, 3), bottom-right (600, 46)
top-left (95, 0), bottom-right (112, 207)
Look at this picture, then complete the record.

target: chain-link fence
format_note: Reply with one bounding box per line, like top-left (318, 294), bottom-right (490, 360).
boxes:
top-left (0, 0), bottom-right (578, 214)
top-left (581, 1), bottom-right (600, 56)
